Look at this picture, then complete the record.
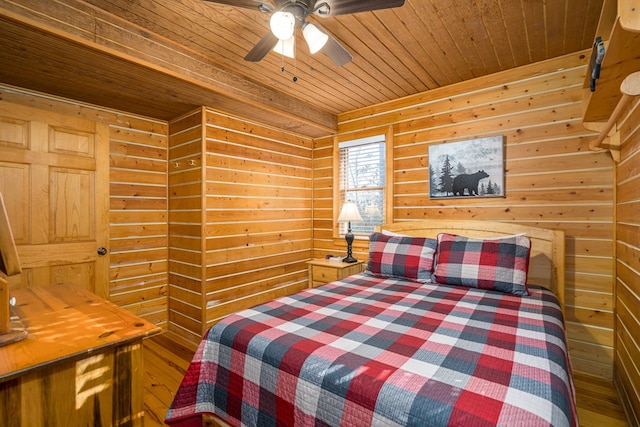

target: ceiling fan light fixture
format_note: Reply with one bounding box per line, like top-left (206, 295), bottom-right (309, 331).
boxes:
top-left (302, 23), bottom-right (329, 54)
top-left (273, 36), bottom-right (295, 58)
top-left (270, 11), bottom-right (295, 40)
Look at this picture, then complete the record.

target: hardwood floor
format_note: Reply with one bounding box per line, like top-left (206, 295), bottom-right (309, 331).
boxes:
top-left (143, 334), bottom-right (630, 427)
top-left (573, 372), bottom-right (630, 427)
top-left (144, 333), bottom-right (196, 426)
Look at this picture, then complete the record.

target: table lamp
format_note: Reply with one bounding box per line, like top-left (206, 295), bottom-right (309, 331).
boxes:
top-left (337, 201), bottom-right (363, 263)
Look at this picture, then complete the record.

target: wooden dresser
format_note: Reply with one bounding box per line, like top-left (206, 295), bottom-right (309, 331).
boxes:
top-left (0, 283), bottom-right (161, 426)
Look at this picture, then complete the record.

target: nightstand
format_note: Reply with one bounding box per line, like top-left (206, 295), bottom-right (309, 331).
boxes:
top-left (306, 259), bottom-right (365, 288)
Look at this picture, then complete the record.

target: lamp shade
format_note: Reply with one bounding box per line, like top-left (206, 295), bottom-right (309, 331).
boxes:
top-left (273, 36), bottom-right (295, 58)
top-left (302, 23), bottom-right (329, 54)
top-left (270, 11), bottom-right (295, 40)
top-left (337, 201), bottom-right (363, 223)
top-left (364, 204), bottom-right (381, 216)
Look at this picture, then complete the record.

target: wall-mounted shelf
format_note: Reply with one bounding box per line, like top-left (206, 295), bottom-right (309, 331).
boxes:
top-left (583, 0), bottom-right (640, 123)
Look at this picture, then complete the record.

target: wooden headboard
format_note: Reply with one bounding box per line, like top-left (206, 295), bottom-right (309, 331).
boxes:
top-left (377, 220), bottom-right (566, 309)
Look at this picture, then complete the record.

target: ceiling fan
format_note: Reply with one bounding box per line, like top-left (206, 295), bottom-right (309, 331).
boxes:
top-left (203, 0), bottom-right (406, 66)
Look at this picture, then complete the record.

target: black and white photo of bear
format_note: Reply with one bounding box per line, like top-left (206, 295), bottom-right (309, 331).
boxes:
top-left (428, 136), bottom-right (504, 199)
top-left (452, 170), bottom-right (489, 196)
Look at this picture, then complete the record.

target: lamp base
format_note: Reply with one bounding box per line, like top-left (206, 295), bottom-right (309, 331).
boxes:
top-left (342, 224), bottom-right (358, 264)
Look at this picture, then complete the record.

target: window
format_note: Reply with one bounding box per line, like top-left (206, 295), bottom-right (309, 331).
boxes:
top-left (338, 135), bottom-right (386, 236)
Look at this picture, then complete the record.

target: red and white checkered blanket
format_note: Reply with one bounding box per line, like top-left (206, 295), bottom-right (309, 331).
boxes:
top-left (166, 273), bottom-right (577, 426)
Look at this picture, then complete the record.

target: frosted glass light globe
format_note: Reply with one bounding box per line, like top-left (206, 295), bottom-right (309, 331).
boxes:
top-left (270, 11), bottom-right (295, 40)
top-left (303, 23), bottom-right (328, 54)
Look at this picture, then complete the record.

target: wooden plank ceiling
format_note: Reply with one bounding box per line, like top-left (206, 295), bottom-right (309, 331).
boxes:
top-left (0, 0), bottom-right (604, 137)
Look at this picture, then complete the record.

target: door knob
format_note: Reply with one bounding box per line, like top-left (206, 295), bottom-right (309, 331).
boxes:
top-left (97, 247), bottom-right (107, 256)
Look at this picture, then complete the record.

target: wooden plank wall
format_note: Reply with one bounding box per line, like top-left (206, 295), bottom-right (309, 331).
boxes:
top-left (0, 84), bottom-right (170, 328)
top-left (167, 107), bottom-right (314, 346)
top-left (167, 108), bottom-right (205, 344)
top-left (312, 51), bottom-right (617, 380)
top-left (108, 111), bottom-right (169, 327)
top-left (202, 108), bottom-right (313, 331)
top-left (615, 96), bottom-right (640, 425)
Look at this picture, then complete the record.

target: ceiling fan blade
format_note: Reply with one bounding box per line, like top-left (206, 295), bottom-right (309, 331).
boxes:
top-left (314, 0), bottom-right (405, 17)
top-left (244, 31), bottom-right (279, 62)
top-left (321, 34), bottom-right (352, 66)
top-left (202, 0), bottom-right (275, 12)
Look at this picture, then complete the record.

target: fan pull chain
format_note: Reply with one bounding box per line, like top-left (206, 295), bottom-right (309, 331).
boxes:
top-left (293, 53), bottom-right (298, 83)
top-left (292, 36), bottom-right (298, 82)
top-left (277, 37), bottom-right (298, 83)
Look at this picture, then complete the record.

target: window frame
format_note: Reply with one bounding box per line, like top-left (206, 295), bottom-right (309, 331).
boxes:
top-left (333, 127), bottom-right (394, 239)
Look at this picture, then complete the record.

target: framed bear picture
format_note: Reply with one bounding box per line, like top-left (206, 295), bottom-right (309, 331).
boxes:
top-left (428, 135), bottom-right (504, 199)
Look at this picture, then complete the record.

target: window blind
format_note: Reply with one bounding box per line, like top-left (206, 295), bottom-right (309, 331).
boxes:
top-left (339, 135), bottom-right (385, 235)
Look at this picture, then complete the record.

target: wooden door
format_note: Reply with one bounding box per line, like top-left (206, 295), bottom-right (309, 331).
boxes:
top-left (0, 101), bottom-right (109, 298)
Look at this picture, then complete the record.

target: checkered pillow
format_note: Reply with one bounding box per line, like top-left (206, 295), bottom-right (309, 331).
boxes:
top-left (433, 233), bottom-right (531, 295)
top-left (366, 232), bottom-right (437, 283)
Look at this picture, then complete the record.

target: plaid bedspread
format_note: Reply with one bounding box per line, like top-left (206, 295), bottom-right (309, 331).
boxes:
top-left (166, 273), bottom-right (577, 427)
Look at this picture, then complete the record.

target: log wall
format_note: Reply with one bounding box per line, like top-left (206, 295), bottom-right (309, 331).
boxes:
top-left (312, 51), bottom-right (616, 380)
top-left (108, 109), bottom-right (169, 327)
top-left (167, 107), bottom-right (313, 346)
top-left (615, 95), bottom-right (640, 425)
top-left (167, 108), bottom-right (205, 343)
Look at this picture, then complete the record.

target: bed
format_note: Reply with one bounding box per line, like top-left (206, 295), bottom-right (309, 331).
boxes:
top-left (166, 220), bottom-right (576, 427)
